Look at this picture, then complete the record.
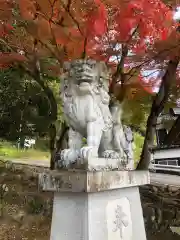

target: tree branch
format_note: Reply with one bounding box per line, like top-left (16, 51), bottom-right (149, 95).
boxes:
top-left (47, 0), bottom-right (65, 60)
top-left (109, 25), bottom-right (139, 102)
top-left (60, 0), bottom-right (83, 35)
top-left (112, 25), bottom-right (139, 81)
top-left (126, 41), bottom-right (180, 78)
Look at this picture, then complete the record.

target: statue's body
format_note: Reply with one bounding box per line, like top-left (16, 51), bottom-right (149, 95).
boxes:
top-left (60, 59), bottom-right (134, 168)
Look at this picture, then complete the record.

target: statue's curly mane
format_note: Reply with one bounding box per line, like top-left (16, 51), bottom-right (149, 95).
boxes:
top-left (59, 59), bottom-right (134, 169)
top-left (61, 60), bottom-right (109, 131)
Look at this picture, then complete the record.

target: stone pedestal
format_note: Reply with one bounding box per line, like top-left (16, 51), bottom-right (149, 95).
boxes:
top-left (39, 169), bottom-right (149, 240)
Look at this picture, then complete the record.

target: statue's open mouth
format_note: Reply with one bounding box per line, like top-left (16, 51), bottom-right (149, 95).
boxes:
top-left (77, 79), bottom-right (92, 85)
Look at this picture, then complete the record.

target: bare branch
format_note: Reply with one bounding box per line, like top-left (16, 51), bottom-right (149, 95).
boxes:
top-left (126, 41), bottom-right (180, 77)
top-left (113, 25), bottom-right (139, 81)
top-left (109, 25), bottom-right (140, 101)
top-left (60, 0), bottom-right (83, 35)
top-left (47, 0), bottom-right (64, 58)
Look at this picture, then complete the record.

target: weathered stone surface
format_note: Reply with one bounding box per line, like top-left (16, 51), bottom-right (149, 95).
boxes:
top-left (38, 164), bottom-right (149, 240)
top-left (50, 185), bottom-right (147, 240)
top-left (39, 169), bottom-right (150, 193)
top-left (59, 59), bottom-right (134, 169)
top-left (58, 156), bottom-right (132, 171)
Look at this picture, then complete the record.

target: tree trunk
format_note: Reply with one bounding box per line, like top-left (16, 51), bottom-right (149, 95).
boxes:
top-left (34, 75), bottom-right (58, 122)
top-left (49, 123), bottom-right (57, 170)
top-left (19, 63), bottom-right (59, 168)
top-left (56, 121), bottom-right (69, 152)
top-left (26, 70), bottom-right (58, 169)
top-left (137, 57), bottom-right (180, 170)
top-left (49, 122), bottom-right (69, 170)
top-left (34, 75), bottom-right (59, 169)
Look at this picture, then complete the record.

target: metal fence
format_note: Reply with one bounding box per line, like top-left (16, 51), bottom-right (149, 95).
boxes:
top-left (150, 159), bottom-right (180, 173)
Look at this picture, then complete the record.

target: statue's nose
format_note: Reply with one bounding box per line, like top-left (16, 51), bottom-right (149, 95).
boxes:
top-left (81, 64), bottom-right (91, 72)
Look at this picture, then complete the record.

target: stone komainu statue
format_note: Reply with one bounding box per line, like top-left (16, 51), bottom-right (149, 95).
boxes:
top-left (59, 59), bottom-right (134, 167)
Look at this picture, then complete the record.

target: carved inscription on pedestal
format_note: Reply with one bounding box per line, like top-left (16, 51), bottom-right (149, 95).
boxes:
top-left (106, 198), bottom-right (132, 240)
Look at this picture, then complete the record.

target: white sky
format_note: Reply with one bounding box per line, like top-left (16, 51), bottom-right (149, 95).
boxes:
top-left (174, 7), bottom-right (180, 20)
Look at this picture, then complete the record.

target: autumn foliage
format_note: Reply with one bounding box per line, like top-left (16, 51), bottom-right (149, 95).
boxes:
top-left (0, 0), bottom-right (179, 94)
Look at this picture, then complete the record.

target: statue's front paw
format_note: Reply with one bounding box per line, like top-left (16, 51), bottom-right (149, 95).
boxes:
top-left (102, 150), bottom-right (120, 159)
top-left (80, 146), bottom-right (98, 161)
top-left (60, 149), bottom-right (78, 167)
top-left (126, 160), bottom-right (135, 170)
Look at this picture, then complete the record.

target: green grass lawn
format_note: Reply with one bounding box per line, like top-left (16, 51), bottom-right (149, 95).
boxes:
top-left (0, 140), bottom-right (50, 160)
top-left (134, 132), bottom-right (144, 167)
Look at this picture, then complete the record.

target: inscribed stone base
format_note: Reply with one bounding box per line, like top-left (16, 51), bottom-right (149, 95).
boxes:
top-left (50, 187), bottom-right (146, 240)
top-left (40, 170), bottom-right (149, 240)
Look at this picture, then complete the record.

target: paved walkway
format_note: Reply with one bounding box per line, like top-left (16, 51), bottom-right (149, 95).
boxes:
top-left (2, 158), bottom-right (50, 167)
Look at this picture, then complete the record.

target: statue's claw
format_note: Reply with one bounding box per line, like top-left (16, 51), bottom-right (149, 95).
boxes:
top-left (60, 149), bottom-right (78, 167)
top-left (126, 160), bottom-right (135, 170)
top-left (80, 146), bottom-right (98, 161)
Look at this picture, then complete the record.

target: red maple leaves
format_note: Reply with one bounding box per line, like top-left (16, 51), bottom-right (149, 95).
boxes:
top-left (0, 53), bottom-right (26, 68)
top-left (112, 0), bottom-right (175, 48)
top-left (0, 23), bottom-right (13, 37)
top-left (0, 0), bottom-right (178, 95)
top-left (86, 0), bottom-right (107, 37)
